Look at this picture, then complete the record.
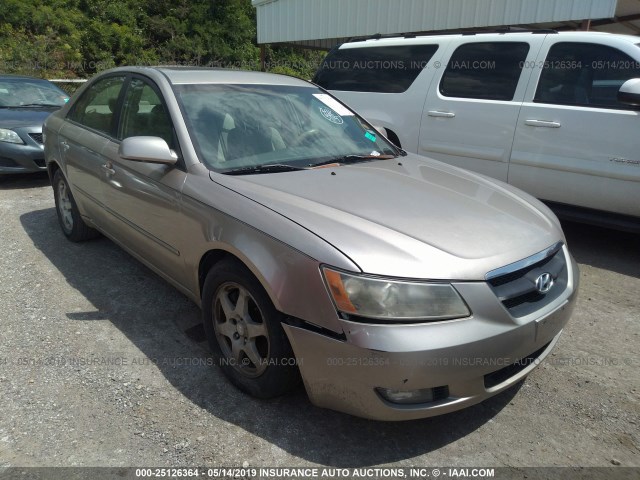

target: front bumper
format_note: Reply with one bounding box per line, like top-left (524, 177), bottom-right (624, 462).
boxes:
top-left (0, 127), bottom-right (46, 174)
top-left (284, 249), bottom-right (579, 421)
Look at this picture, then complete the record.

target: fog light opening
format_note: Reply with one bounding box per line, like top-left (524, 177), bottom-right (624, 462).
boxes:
top-left (376, 386), bottom-right (449, 405)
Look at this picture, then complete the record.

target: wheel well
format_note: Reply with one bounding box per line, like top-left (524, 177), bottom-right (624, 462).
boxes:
top-left (198, 250), bottom-right (235, 297)
top-left (47, 161), bottom-right (61, 183)
top-left (384, 129), bottom-right (401, 149)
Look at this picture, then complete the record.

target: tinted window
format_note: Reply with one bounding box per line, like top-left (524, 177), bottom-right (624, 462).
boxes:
top-left (535, 42), bottom-right (640, 109)
top-left (314, 44), bottom-right (438, 93)
top-left (440, 42), bottom-right (530, 101)
top-left (119, 78), bottom-right (174, 147)
top-left (68, 76), bottom-right (126, 135)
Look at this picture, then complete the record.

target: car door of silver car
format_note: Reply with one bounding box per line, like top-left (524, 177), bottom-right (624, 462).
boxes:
top-left (58, 75), bottom-right (127, 226)
top-left (99, 76), bottom-right (190, 289)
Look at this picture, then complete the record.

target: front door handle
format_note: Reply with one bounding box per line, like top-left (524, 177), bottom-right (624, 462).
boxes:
top-left (101, 162), bottom-right (116, 175)
top-left (428, 110), bottom-right (456, 118)
top-left (525, 119), bottom-right (561, 128)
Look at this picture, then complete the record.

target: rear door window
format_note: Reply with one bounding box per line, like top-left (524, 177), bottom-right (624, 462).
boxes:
top-left (314, 44), bottom-right (439, 93)
top-left (67, 76), bottom-right (126, 136)
top-left (439, 42), bottom-right (530, 101)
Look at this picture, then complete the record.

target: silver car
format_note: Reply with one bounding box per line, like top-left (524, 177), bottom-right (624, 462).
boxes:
top-left (44, 67), bottom-right (579, 421)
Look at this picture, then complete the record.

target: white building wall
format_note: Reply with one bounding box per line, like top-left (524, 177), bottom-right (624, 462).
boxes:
top-left (253, 0), bottom-right (618, 44)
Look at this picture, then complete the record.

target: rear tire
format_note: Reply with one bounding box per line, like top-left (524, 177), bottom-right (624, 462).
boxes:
top-left (202, 258), bottom-right (300, 398)
top-left (52, 170), bottom-right (99, 242)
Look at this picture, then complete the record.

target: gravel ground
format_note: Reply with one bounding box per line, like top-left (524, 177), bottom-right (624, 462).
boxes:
top-left (0, 172), bottom-right (638, 468)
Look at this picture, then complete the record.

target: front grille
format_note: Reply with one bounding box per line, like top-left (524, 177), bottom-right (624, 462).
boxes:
top-left (487, 244), bottom-right (568, 318)
top-left (29, 132), bottom-right (44, 144)
top-left (484, 342), bottom-right (550, 389)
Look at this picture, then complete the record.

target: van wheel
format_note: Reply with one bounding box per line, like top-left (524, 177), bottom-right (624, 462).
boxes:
top-left (385, 129), bottom-right (402, 149)
top-left (202, 258), bottom-right (300, 398)
top-left (52, 170), bottom-right (99, 242)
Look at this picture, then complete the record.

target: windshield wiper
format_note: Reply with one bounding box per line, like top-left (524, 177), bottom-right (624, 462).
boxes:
top-left (10, 103), bottom-right (62, 108)
top-left (224, 164), bottom-right (309, 176)
top-left (311, 154), bottom-right (397, 168)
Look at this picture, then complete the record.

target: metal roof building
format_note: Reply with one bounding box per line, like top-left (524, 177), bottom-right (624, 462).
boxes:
top-left (253, 0), bottom-right (640, 49)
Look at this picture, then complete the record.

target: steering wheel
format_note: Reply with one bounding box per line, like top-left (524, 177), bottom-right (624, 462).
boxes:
top-left (293, 129), bottom-right (323, 147)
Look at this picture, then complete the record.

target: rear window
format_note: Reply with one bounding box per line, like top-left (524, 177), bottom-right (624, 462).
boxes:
top-left (314, 44), bottom-right (439, 93)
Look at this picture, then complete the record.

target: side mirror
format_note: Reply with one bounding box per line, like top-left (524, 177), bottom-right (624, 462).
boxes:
top-left (119, 136), bottom-right (178, 165)
top-left (618, 78), bottom-right (640, 107)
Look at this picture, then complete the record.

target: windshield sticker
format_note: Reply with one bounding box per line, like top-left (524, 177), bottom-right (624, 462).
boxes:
top-left (365, 131), bottom-right (377, 142)
top-left (313, 94), bottom-right (353, 116)
top-left (319, 106), bottom-right (344, 124)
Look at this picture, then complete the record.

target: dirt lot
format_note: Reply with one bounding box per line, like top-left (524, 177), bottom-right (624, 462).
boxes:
top-left (0, 172), bottom-right (638, 468)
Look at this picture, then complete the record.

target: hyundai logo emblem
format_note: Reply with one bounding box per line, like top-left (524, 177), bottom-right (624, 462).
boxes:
top-left (535, 273), bottom-right (554, 294)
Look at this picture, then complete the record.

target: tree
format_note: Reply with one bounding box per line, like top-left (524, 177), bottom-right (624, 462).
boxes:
top-left (0, 0), bottom-right (326, 79)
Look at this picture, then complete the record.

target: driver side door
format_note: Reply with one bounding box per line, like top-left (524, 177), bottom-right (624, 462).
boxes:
top-left (100, 76), bottom-right (190, 289)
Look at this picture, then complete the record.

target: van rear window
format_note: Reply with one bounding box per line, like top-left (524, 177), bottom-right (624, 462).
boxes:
top-left (314, 44), bottom-right (438, 93)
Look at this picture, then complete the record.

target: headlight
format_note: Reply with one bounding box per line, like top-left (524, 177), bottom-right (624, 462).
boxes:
top-left (322, 267), bottom-right (470, 321)
top-left (0, 128), bottom-right (24, 144)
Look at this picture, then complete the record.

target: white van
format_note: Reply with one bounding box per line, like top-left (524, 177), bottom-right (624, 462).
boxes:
top-left (314, 31), bottom-right (640, 231)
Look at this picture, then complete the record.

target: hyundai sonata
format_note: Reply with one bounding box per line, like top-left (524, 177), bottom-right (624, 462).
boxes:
top-left (44, 67), bottom-right (578, 420)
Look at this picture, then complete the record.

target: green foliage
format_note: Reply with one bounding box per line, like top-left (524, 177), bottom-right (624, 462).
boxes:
top-left (0, 0), bottom-right (86, 77)
top-left (265, 45), bottom-right (325, 80)
top-left (0, 0), bottom-right (326, 79)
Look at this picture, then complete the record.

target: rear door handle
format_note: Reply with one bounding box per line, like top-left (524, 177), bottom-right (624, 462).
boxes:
top-left (101, 163), bottom-right (116, 175)
top-left (428, 110), bottom-right (456, 118)
top-left (525, 119), bottom-right (561, 128)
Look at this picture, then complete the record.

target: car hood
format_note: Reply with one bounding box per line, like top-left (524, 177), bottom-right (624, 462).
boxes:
top-left (0, 107), bottom-right (59, 129)
top-left (211, 155), bottom-right (564, 280)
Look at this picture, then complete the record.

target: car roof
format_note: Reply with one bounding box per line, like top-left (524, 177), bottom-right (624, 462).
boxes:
top-left (103, 66), bottom-right (312, 87)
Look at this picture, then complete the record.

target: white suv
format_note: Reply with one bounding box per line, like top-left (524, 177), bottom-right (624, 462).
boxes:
top-left (314, 31), bottom-right (640, 231)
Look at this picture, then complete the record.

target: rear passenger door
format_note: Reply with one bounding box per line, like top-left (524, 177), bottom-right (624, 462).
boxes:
top-left (510, 37), bottom-right (640, 217)
top-left (419, 37), bottom-right (543, 181)
top-left (59, 75), bottom-right (126, 226)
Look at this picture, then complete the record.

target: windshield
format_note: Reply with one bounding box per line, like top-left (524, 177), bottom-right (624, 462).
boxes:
top-left (174, 84), bottom-right (398, 173)
top-left (0, 79), bottom-right (69, 107)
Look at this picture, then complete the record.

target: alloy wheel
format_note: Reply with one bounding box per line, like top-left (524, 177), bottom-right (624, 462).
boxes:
top-left (213, 282), bottom-right (270, 378)
top-left (57, 179), bottom-right (74, 232)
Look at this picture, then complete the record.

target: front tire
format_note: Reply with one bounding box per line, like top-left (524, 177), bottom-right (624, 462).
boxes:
top-left (202, 258), bottom-right (300, 398)
top-left (52, 169), bottom-right (99, 242)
